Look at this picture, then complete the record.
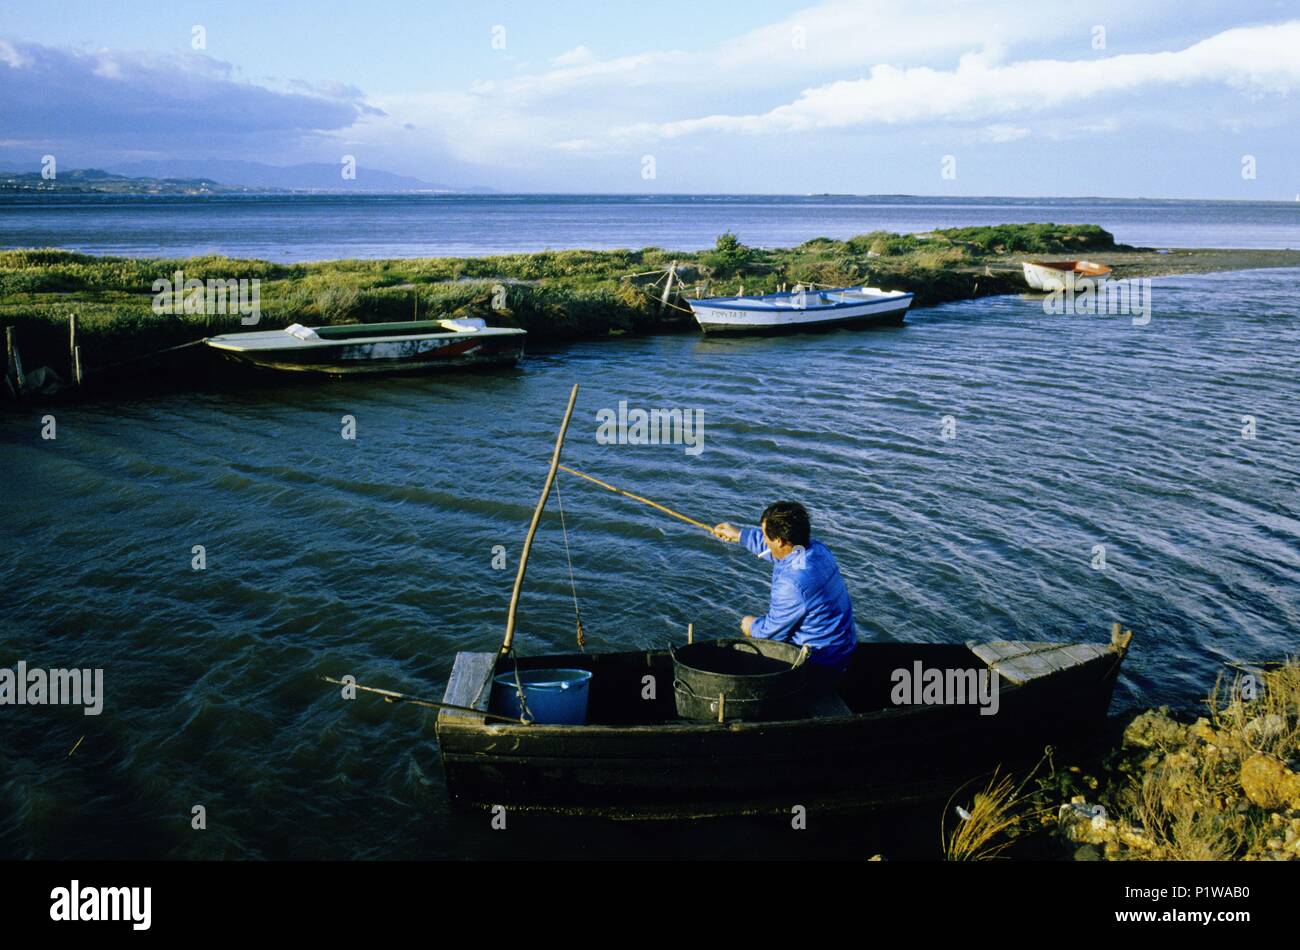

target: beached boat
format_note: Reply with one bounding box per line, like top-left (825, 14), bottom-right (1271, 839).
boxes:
top-left (1022, 260), bottom-right (1112, 292)
top-left (205, 317), bottom-right (525, 375)
top-left (685, 285), bottom-right (913, 334)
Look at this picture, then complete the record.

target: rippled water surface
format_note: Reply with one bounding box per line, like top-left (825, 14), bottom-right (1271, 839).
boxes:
top-left (2, 268), bottom-right (1297, 858)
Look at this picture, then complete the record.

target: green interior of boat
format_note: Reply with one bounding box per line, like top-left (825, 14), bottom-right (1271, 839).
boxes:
top-left (493, 642), bottom-right (991, 726)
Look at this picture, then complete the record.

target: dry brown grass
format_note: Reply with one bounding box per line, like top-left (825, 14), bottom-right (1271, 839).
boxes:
top-left (1128, 754), bottom-right (1246, 860)
top-left (1208, 660), bottom-right (1300, 759)
top-left (943, 760), bottom-right (1052, 861)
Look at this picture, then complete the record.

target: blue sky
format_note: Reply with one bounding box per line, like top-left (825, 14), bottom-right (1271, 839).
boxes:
top-left (3, 0), bottom-right (1299, 196)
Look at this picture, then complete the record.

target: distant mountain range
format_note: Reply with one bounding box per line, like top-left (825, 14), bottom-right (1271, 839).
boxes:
top-left (0, 159), bottom-right (494, 194)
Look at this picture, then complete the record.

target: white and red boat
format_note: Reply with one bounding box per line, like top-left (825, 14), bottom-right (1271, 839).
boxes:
top-left (1021, 260), bottom-right (1112, 292)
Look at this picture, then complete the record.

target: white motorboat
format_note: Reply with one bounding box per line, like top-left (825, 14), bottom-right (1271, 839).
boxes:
top-left (685, 285), bottom-right (913, 334)
top-left (205, 318), bottom-right (525, 375)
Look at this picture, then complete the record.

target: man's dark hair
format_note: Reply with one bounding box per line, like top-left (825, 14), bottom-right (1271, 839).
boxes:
top-left (760, 501), bottom-right (811, 547)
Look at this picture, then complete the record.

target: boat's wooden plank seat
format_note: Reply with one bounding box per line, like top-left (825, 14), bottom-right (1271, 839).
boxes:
top-left (439, 652), bottom-right (496, 722)
top-left (968, 641), bottom-right (1110, 686)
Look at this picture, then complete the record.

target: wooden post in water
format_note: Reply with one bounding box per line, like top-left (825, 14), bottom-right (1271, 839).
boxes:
top-left (3, 326), bottom-right (12, 396)
top-left (5, 326), bottom-right (25, 398)
top-left (1109, 621), bottom-right (1133, 655)
top-left (501, 383), bottom-right (580, 656)
top-left (68, 314), bottom-right (79, 386)
top-left (658, 262), bottom-right (677, 314)
top-left (687, 622), bottom-right (693, 645)
top-left (74, 345), bottom-right (83, 387)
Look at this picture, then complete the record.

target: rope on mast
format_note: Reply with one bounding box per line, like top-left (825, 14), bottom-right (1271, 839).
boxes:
top-left (554, 475), bottom-right (587, 651)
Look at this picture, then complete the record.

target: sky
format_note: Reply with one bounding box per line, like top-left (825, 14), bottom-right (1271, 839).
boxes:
top-left (2, 0), bottom-right (1299, 197)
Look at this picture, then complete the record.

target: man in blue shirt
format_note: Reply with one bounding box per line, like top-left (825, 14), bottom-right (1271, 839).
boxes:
top-left (712, 501), bottom-right (857, 687)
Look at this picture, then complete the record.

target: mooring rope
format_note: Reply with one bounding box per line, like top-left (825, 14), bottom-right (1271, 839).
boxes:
top-left (91, 336), bottom-right (211, 373)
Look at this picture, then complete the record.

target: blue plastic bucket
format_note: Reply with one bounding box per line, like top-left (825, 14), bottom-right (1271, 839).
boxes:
top-left (491, 669), bottom-right (592, 724)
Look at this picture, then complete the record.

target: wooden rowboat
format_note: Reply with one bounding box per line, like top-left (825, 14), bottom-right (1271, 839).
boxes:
top-left (425, 384), bottom-right (1134, 818)
top-left (206, 317), bottom-right (525, 375)
top-left (1022, 260), bottom-right (1112, 292)
top-left (325, 384), bottom-right (1133, 819)
top-left (435, 628), bottom-right (1132, 818)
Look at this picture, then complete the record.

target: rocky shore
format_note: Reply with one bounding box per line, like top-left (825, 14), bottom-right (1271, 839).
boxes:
top-left (1050, 662), bottom-right (1300, 861)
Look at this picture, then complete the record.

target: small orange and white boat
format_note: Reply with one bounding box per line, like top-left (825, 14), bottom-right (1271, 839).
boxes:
top-left (1022, 260), bottom-right (1112, 292)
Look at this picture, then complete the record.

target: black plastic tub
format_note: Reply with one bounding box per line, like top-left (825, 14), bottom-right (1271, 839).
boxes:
top-left (670, 638), bottom-right (810, 722)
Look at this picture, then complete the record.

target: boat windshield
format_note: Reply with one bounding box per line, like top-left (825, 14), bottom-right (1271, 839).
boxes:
top-left (313, 321), bottom-right (453, 339)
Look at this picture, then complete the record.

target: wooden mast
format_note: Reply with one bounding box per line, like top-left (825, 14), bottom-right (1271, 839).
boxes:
top-left (501, 382), bottom-right (580, 656)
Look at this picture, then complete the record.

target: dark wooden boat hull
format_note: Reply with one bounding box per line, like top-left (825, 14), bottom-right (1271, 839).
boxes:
top-left (436, 638), bottom-right (1127, 818)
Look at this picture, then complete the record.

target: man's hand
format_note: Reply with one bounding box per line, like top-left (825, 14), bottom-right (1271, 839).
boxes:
top-left (741, 615), bottom-right (756, 637)
top-left (712, 522), bottom-right (741, 543)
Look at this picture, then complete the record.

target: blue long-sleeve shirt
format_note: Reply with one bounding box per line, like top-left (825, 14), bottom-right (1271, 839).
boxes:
top-left (740, 527), bottom-right (857, 669)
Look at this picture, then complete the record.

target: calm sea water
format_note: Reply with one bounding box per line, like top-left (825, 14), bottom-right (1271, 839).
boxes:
top-left (2, 194), bottom-right (1299, 259)
top-left (1, 264), bottom-right (1297, 859)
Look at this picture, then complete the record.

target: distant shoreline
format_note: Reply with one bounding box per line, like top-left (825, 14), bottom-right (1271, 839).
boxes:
top-left (4, 224), bottom-right (1300, 405)
top-left (3, 190), bottom-right (1299, 204)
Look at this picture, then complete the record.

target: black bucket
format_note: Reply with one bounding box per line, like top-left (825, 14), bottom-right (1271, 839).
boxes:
top-left (671, 638), bottom-right (811, 722)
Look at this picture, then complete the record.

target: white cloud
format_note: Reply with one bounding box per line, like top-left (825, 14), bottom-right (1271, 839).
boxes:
top-left (363, 1), bottom-right (1292, 171)
top-left (552, 46), bottom-right (597, 67)
top-left (0, 39), bottom-right (32, 69)
top-left (640, 20), bottom-right (1300, 138)
top-left (983, 124), bottom-right (1030, 143)
top-left (364, 0), bottom-right (1103, 166)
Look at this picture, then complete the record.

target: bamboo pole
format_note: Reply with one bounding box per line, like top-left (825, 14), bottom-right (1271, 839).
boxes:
top-left (319, 676), bottom-right (525, 724)
top-left (557, 465), bottom-right (712, 532)
top-left (502, 383), bottom-right (580, 655)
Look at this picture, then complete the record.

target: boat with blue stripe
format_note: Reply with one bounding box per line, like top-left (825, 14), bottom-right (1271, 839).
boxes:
top-left (685, 284), bottom-right (913, 334)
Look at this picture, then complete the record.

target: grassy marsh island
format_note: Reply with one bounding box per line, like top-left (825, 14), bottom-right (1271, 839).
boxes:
top-left (3, 222), bottom-right (1300, 397)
